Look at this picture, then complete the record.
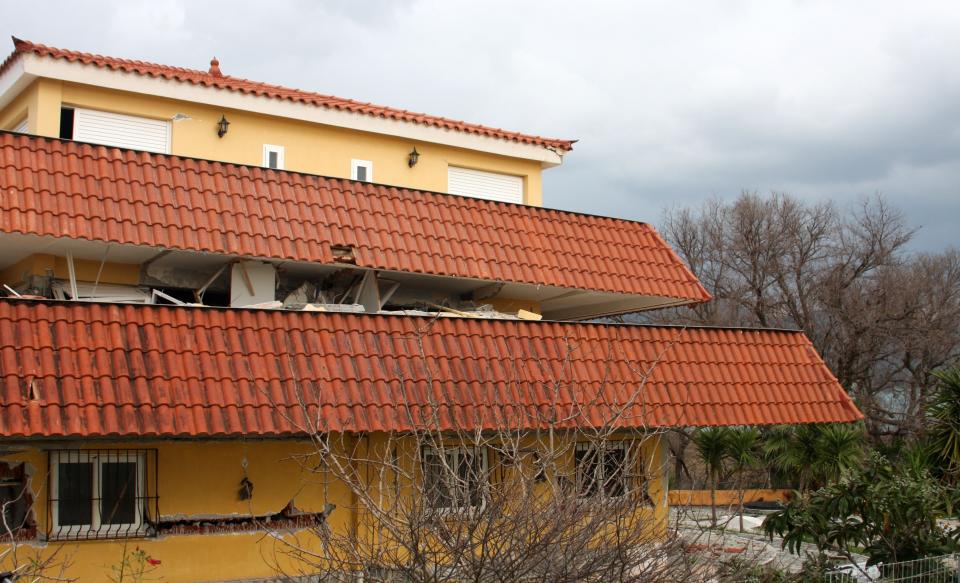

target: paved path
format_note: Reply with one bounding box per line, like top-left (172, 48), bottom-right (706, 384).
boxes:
top-left (670, 506), bottom-right (869, 574)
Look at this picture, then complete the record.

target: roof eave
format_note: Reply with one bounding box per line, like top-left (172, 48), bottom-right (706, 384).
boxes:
top-left (0, 52), bottom-right (34, 114)
top-left (2, 47), bottom-right (570, 165)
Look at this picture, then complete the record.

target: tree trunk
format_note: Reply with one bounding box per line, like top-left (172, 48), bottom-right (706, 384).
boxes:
top-left (710, 473), bottom-right (717, 528)
top-left (738, 475), bottom-right (745, 532)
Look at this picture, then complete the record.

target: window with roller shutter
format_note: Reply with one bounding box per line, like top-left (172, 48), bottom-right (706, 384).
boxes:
top-left (447, 166), bottom-right (524, 204)
top-left (69, 108), bottom-right (171, 154)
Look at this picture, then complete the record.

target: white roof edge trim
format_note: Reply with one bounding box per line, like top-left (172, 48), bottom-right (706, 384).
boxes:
top-left (0, 57), bottom-right (33, 114)
top-left (12, 53), bottom-right (565, 167)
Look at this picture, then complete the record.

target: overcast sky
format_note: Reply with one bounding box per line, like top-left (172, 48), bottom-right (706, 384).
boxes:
top-left (4, 1), bottom-right (959, 250)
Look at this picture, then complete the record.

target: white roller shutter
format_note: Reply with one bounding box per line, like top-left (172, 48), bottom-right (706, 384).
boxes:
top-left (448, 166), bottom-right (523, 204)
top-left (12, 118), bottom-right (28, 134)
top-left (73, 108), bottom-right (171, 153)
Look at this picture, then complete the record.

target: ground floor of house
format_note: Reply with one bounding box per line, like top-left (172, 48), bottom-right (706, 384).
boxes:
top-left (0, 434), bottom-right (669, 582)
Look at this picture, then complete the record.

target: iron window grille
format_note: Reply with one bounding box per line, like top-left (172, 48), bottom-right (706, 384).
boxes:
top-left (422, 446), bottom-right (488, 513)
top-left (46, 449), bottom-right (158, 541)
top-left (574, 441), bottom-right (650, 503)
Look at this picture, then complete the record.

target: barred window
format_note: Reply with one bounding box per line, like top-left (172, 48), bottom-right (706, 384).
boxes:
top-left (423, 446), bottom-right (487, 512)
top-left (575, 441), bottom-right (650, 502)
top-left (48, 450), bottom-right (158, 541)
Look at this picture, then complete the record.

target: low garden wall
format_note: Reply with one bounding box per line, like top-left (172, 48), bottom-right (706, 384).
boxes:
top-left (668, 488), bottom-right (791, 506)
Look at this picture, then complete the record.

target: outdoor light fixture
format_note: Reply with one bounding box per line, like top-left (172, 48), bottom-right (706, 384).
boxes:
top-left (408, 146), bottom-right (420, 167)
top-left (217, 115), bottom-right (230, 138)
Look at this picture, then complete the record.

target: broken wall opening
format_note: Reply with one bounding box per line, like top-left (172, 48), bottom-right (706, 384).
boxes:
top-left (0, 461), bottom-right (35, 538)
top-left (0, 246), bottom-right (554, 319)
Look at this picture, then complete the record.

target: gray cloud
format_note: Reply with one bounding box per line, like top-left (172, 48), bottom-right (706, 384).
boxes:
top-left (4, 0), bottom-right (959, 250)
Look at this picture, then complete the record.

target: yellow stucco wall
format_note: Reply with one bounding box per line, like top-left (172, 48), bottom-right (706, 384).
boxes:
top-left (0, 440), bottom-right (349, 582)
top-left (0, 253), bottom-right (141, 288)
top-left (351, 431), bottom-right (669, 553)
top-left (0, 79), bottom-right (546, 205)
top-left (0, 433), bottom-right (667, 582)
top-left (0, 78), bottom-right (62, 136)
top-left (0, 83), bottom-right (31, 131)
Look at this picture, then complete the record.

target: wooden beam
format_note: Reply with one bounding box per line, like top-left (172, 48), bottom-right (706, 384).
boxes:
top-left (238, 261), bottom-right (255, 296)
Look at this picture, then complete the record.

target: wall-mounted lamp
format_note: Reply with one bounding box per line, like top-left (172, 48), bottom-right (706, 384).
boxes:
top-left (238, 477), bottom-right (254, 500)
top-left (217, 115), bottom-right (230, 138)
top-left (407, 146), bottom-right (420, 168)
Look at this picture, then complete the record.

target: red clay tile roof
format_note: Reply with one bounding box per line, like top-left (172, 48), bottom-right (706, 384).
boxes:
top-left (0, 300), bottom-right (861, 438)
top-left (0, 132), bottom-right (710, 302)
top-left (3, 38), bottom-right (574, 152)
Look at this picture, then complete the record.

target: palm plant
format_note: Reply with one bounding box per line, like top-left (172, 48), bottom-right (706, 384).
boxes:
top-left (763, 424), bottom-right (820, 491)
top-left (927, 368), bottom-right (960, 483)
top-left (692, 426), bottom-right (730, 527)
top-left (725, 427), bottom-right (761, 532)
top-left (811, 423), bottom-right (864, 484)
top-left (899, 437), bottom-right (938, 479)
top-left (763, 423), bottom-right (863, 491)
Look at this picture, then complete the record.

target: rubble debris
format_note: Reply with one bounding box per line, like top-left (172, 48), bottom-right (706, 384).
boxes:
top-left (302, 303), bottom-right (364, 313)
top-left (282, 281), bottom-right (317, 307)
top-left (10, 252), bottom-right (541, 321)
top-left (426, 301), bottom-right (481, 318)
top-left (241, 300), bottom-right (283, 310)
top-left (330, 244), bottom-right (356, 264)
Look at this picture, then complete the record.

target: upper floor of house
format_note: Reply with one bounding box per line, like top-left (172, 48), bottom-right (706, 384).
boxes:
top-left (0, 38), bottom-right (573, 206)
top-left (0, 39), bottom-right (709, 321)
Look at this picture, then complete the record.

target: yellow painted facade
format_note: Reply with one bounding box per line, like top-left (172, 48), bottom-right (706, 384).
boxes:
top-left (0, 434), bottom-right (667, 582)
top-left (0, 79), bottom-right (546, 206)
top-left (0, 55), bottom-right (665, 583)
top-left (0, 440), bottom-right (347, 582)
top-left (0, 253), bottom-right (140, 288)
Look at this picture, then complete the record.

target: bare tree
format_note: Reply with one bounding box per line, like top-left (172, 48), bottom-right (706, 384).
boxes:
top-left (1, 473), bottom-right (76, 582)
top-left (256, 320), bottom-right (756, 583)
top-left (657, 192), bottom-right (960, 439)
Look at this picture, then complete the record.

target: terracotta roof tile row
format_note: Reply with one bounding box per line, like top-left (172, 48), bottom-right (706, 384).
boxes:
top-left (4, 38), bottom-right (574, 152)
top-left (0, 132), bottom-right (711, 302)
top-left (0, 300), bottom-right (861, 438)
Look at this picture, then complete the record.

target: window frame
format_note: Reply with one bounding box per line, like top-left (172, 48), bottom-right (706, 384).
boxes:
top-left (422, 445), bottom-right (489, 514)
top-left (262, 144), bottom-right (285, 170)
top-left (11, 117), bottom-right (29, 134)
top-left (574, 440), bottom-right (647, 502)
top-left (351, 159), bottom-right (374, 182)
top-left (48, 450), bottom-right (151, 540)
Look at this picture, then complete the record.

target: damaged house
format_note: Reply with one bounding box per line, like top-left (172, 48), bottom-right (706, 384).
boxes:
top-left (0, 38), bottom-right (862, 582)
